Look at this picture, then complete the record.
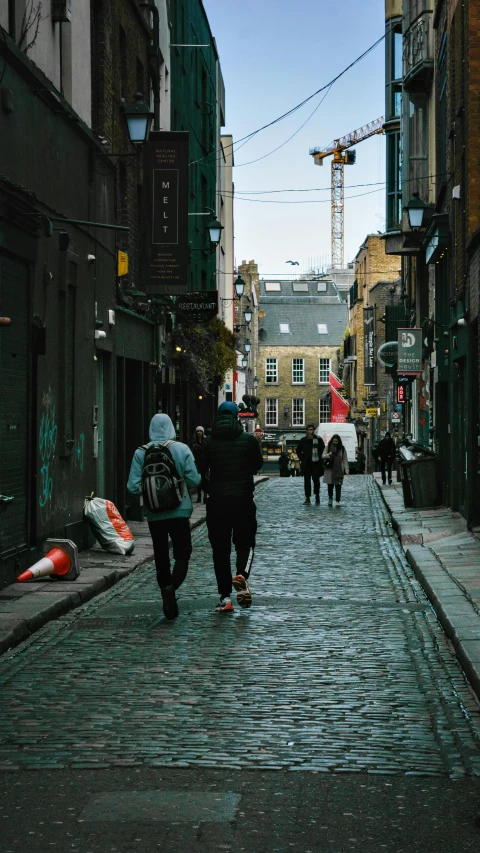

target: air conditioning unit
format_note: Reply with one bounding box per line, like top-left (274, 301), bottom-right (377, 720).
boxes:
top-left (52, 0), bottom-right (72, 23)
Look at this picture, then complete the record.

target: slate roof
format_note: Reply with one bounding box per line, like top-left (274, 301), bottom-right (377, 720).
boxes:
top-left (259, 279), bottom-right (342, 299)
top-left (258, 279), bottom-right (348, 347)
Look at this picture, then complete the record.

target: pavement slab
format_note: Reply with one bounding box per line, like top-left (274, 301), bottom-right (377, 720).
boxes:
top-left (377, 475), bottom-right (480, 701)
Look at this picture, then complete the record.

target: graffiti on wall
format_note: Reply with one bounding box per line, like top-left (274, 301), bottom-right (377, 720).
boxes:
top-left (38, 391), bottom-right (85, 523)
top-left (38, 390), bottom-right (57, 510)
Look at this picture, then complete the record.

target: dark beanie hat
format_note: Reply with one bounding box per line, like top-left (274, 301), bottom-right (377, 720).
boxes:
top-left (218, 401), bottom-right (239, 416)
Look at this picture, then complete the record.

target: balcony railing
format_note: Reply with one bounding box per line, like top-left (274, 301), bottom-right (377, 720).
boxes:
top-left (403, 11), bottom-right (433, 90)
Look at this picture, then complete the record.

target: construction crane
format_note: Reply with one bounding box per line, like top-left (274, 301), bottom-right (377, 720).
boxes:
top-left (309, 117), bottom-right (385, 269)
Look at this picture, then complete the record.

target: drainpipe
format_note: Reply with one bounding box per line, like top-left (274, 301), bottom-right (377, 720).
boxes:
top-left (147, 1), bottom-right (161, 130)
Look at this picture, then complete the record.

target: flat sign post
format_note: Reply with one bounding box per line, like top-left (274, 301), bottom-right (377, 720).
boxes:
top-left (143, 131), bottom-right (189, 296)
top-left (397, 328), bottom-right (422, 375)
top-left (363, 307), bottom-right (375, 385)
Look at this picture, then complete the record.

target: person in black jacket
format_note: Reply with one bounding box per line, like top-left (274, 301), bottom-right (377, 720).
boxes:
top-left (201, 401), bottom-right (263, 613)
top-left (378, 431), bottom-right (396, 485)
top-left (296, 425), bottom-right (325, 505)
top-left (191, 426), bottom-right (207, 502)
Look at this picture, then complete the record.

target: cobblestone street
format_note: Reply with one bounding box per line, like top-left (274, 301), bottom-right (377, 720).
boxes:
top-left (1, 476), bottom-right (480, 851)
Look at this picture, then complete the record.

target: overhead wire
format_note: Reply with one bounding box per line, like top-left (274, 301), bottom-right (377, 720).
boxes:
top-left (188, 33), bottom-right (386, 168)
top-left (233, 84), bottom-right (334, 168)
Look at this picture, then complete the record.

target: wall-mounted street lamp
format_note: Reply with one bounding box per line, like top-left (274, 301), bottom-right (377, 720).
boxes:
top-left (221, 275), bottom-right (246, 306)
top-left (241, 356), bottom-right (248, 369)
top-left (207, 215), bottom-right (223, 248)
top-left (189, 207), bottom-right (224, 254)
top-left (123, 93), bottom-right (154, 144)
top-left (244, 308), bottom-right (253, 324)
top-left (244, 339), bottom-right (251, 353)
top-left (253, 376), bottom-right (259, 388)
top-left (403, 192), bottom-right (428, 230)
top-left (234, 275), bottom-right (245, 298)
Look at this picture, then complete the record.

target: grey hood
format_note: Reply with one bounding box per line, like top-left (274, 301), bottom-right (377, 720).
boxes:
top-left (149, 414), bottom-right (176, 443)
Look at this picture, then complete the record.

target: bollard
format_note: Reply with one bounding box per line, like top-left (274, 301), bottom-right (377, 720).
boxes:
top-left (16, 539), bottom-right (79, 583)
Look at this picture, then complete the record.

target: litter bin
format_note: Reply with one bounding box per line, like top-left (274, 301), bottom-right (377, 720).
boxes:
top-left (398, 444), bottom-right (439, 508)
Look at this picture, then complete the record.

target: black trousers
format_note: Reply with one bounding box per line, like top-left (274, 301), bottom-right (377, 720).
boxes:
top-left (206, 497), bottom-right (257, 598)
top-left (327, 483), bottom-right (342, 501)
top-left (148, 517), bottom-right (192, 590)
top-left (303, 462), bottom-right (320, 498)
top-left (380, 458), bottom-right (393, 483)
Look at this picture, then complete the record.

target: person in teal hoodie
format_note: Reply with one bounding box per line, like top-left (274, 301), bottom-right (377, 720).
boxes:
top-left (127, 413), bottom-right (201, 620)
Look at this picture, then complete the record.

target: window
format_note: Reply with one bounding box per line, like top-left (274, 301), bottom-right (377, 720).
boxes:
top-left (265, 281), bottom-right (281, 291)
top-left (393, 31), bottom-right (402, 80)
top-left (279, 323), bottom-right (290, 334)
top-left (317, 282), bottom-right (327, 292)
top-left (317, 323), bottom-right (328, 334)
top-left (319, 395), bottom-right (331, 422)
top-left (407, 93), bottom-right (428, 201)
top-left (292, 281), bottom-right (308, 292)
top-left (292, 358), bottom-right (304, 383)
top-left (265, 398), bottom-right (278, 426)
top-left (319, 358), bottom-right (331, 384)
top-left (292, 398), bottom-right (305, 426)
top-left (386, 131), bottom-right (402, 231)
top-left (265, 358), bottom-right (278, 384)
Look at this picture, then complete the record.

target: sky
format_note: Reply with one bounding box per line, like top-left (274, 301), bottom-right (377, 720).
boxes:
top-left (204, 0), bottom-right (386, 278)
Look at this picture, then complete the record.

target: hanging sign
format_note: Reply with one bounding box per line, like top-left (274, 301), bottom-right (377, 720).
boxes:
top-left (143, 131), bottom-right (189, 296)
top-left (363, 307), bottom-right (375, 385)
top-left (377, 341), bottom-right (398, 368)
top-left (176, 291), bottom-right (218, 323)
top-left (397, 328), bottom-right (422, 375)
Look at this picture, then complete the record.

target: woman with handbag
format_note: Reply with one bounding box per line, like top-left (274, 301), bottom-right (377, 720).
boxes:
top-left (322, 434), bottom-right (349, 507)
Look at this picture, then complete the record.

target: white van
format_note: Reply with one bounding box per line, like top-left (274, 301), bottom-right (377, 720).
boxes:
top-left (315, 422), bottom-right (359, 473)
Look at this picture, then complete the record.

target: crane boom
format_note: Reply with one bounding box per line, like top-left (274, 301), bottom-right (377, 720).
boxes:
top-left (309, 117), bottom-right (385, 268)
top-left (309, 116), bottom-right (385, 160)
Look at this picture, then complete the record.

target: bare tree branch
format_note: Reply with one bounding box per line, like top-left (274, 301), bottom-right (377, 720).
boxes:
top-left (18, 0), bottom-right (47, 54)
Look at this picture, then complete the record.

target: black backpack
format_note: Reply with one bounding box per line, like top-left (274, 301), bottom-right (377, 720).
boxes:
top-left (140, 440), bottom-right (184, 512)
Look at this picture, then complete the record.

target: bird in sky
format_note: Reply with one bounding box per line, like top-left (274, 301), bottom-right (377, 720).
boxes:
top-left (285, 260), bottom-right (299, 265)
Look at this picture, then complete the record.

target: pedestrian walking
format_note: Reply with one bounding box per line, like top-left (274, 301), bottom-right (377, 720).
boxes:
top-left (356, 449), bottom-right (366, 474)
top-left (378, 431), bottom-right (396, 485)
top-left (296, 424), bottom-right (325, 505)
top-left (191, 426), bottom-right (207, 502)
top-left (290, 451), bottom-right (301, 477)
top-left (278, 450), bottom-right (290, 477)
top-left (127, 413), bottom-right (201, 621)
top-left (322, 434), bottom-right (349, 506)
top-left (200, 401), bottom-right (263, 613)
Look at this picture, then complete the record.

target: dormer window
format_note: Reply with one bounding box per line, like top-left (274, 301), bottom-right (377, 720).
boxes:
top-left (317, 323), bottom-right (328, 334)
top-left (279, 323), bottom-right (290, 333)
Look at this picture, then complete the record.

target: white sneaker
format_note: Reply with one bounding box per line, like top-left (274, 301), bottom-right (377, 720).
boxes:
top-left (328, 499), bottom-right (333, 507)
top-left (232, 574), bottom-right (252, 608)
top-left (335, 501), bottom-right (341, 507)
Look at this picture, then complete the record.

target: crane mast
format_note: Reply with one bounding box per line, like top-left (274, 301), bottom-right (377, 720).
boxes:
top-left (309, 117), bottom-right (385, 269)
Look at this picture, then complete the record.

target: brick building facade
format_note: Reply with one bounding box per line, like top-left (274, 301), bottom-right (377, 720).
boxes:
top-left (257, 280), bottom-right (348, 434)
top-left (345, 235), bottom-right (401, 453)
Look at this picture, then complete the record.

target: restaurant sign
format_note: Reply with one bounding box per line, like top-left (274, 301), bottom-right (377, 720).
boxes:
top-left (176, 291), bottom-right (218, 323)
top-left (143, 131), bottom-right (189, 295)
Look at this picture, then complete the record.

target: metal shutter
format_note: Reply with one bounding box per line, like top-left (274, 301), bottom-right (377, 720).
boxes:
top-left (0, 253), bottom-right (29, 561)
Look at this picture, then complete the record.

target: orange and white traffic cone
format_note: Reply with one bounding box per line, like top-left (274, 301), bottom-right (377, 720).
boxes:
top-left (16, 539), bottom-right (79, 583)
